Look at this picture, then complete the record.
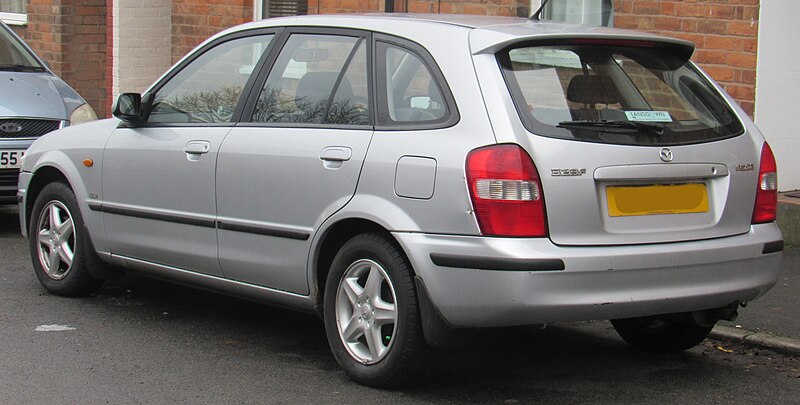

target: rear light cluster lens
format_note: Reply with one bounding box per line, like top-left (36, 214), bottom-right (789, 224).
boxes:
top-left (752, 142), bottom-right (778, 224)
top-left (466, 144), bottom-right (548, 237)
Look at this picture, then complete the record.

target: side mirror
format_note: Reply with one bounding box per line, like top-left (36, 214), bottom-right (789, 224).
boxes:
top-left (113, 93), bottom-right (143, 125)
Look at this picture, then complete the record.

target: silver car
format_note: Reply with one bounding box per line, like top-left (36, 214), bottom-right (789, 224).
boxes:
top-left (0, 21), bottom-right (96, 204)
top-left (17, 14), bottom-right (782, 387)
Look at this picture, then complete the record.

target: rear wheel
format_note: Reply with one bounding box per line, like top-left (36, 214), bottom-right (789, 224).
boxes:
top-left (29, 182), bottom-right (104, 297)
top-left (323, 232), bottom-right (424, 388)
top-left (611, 317), bottom-right (714, 353)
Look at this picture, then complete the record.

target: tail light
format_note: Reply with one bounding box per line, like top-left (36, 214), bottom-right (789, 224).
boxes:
top-left (752, 142), bottom-right (778, 224)
top-left (466, 144), bottom-right (547, 237)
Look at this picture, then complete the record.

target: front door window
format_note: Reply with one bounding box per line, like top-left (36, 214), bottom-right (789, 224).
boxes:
top-left (149, 34), bottom-right (274, 124)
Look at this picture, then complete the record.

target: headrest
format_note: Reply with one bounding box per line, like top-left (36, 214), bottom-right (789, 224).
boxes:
top-left (566, 75), bottom-right (620, 105)
top-left (296, 72), bottom-right (352, 107)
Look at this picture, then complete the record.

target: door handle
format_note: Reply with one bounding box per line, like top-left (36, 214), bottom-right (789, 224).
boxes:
top-left (320, 146), bottom-right (352, 162)
top-left (185, 140), bottom-right (211, 155)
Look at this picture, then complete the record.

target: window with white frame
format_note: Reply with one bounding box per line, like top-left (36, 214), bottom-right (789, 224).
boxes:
top-left (255, 0), bottom-right (308, 20)
top-left (0, 0), bottom-right (26, 25)
top-left (532, 0), bottom-right (613, 27)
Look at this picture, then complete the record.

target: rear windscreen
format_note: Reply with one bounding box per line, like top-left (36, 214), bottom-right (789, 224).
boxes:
top-left (499, 42), bottom-right (744, 146)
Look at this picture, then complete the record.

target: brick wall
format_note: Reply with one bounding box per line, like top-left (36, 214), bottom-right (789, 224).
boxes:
top-left (613, 0), bottom-right (760, 116)
top-left (25, 0), bottom-right (108, 117)
top-left (171, 0), bottom-right (253, 63)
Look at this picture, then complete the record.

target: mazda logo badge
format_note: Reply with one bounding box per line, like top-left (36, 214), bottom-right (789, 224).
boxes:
top-left (0, 122), bottom-right (22, 134)
top-left (659, 148), bottom-right (673, 162)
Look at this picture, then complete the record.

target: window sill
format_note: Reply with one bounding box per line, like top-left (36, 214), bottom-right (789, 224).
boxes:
top-left (0, 12), bottom-right (27, 26)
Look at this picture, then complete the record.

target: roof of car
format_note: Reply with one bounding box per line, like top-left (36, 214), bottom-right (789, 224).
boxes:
top-left (213, 13), bottom-right (696, 57)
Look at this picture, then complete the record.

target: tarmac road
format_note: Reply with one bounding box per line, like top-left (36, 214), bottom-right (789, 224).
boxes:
top-left (1, 205), bottom-right (798, 404)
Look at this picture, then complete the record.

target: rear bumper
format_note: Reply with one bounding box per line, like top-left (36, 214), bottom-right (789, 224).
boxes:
top-left (394, 223), bottom-right (783, 328)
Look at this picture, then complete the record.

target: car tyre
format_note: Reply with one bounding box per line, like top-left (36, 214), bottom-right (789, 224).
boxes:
top-left (611, 317), bottom-right (714, 354)
top-left (323, 232), bottom-right (424, 388)
top-left (28, 181), bottom-right (104, 297)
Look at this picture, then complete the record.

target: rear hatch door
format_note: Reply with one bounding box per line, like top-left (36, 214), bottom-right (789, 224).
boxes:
top-left (486, 35), bottom-right (759, 246)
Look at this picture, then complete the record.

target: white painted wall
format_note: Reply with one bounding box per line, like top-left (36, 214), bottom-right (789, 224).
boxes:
top-left (755, 0), bottom-right (800, 191)
top-left (112, 0), bottom-right (172, 97)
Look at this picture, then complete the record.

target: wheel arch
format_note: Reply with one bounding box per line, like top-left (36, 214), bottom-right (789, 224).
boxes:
top-left (310, 217), bottom-right (415, 312)
top-left (24, 150), bottom-right (108, 255)
top-left (25, 165), bottom-right (70, 233)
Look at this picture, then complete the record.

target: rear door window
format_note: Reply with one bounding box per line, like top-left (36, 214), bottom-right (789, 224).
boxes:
top-left (251, 33), bottom-right (370, 126)
top-left (499, 42), bottom-right (744, 146)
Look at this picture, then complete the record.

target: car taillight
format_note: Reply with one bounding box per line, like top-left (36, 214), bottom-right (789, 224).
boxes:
top-left (752, 142), bottom-right (778, 224)
top-left (466, 144), bottom-right (547, 237)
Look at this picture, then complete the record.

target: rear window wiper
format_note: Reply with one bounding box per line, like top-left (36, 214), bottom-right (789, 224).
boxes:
top-left (558, 120), bottom-right (665, 135)
top-left (0, 64), bottom-right (46, 72)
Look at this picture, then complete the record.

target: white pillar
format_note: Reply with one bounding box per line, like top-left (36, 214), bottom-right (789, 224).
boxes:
top-left (112, 0), bottom-right (172, 97)
top-left (755, 1), bottom-right (800, 191)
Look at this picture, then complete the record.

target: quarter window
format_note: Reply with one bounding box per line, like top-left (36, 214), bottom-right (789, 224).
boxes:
top-left (251, 34), bottom-right (369, 126)
top-left (377, 42), bottom-right (449, 125)
top-left (148, 34), bottom-right (274, 124)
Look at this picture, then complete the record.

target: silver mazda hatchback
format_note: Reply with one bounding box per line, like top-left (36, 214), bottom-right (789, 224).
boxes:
top-left (18, 14), bottom-right (782, 387)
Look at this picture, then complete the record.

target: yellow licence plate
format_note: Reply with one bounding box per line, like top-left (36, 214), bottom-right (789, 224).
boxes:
top-left (606, 184), bottom-right (709, 217)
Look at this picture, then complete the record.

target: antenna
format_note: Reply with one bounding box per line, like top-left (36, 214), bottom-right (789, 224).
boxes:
top-left (530, 0), bottom-right (551, 21)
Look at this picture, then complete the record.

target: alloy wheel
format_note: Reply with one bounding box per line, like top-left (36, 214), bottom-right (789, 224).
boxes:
top-left (334, 259), bottom-right (398, 364)
top-left (35, 200), bottom-right (76, 280)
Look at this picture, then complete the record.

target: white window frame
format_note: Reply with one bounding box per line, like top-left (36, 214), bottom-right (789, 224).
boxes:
top-left (0, 11), bottom-right (27, 26)
top-left (254, 1), bottom-right (264, 20)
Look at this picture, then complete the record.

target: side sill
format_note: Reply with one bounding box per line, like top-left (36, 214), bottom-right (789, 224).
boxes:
top-left (430, 253), bottom-right (565, 271)
top-left (110, 254), bottom-right (317, 314)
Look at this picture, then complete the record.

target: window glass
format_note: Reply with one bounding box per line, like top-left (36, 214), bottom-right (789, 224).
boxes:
top-left (502, 44), bottom-right (743, 146)
top-left (148, 34), bottom-right (274, 124)
top-left (0, 23), bottom-right (41, 69)
top-left (542, 0), bottom-right (613, 27)
top-left (0, 0), bottom-right (25, 14)
top-left (252, 34), bottom-right (367, 125)
top-left (381, 44), bottom-right (446, 124)
top-left (327, 41), bottom-right (369, 125)
top-left (260, 0), bottom-right (308, 18)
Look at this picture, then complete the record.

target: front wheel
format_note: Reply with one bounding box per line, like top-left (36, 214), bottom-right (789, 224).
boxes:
top-left (611, 317), bottom-right (714, 353)
top-left (28, 182), bottom-right (104, 297)
top-left (323, 232), bottom-right (424, 388)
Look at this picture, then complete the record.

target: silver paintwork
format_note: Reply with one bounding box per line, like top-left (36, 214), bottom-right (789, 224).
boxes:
top-left (395, 223), bottom-right (782, 327)
top-left (101, 126), bottom-right (228, 276)
top-left (216, 127), bottom-right (371, 294)
top-left (18, 14), bottom-right (782, 331)
top-left (35, 200), bottom-right (76, 280)
top-left (335, 259), bottom-right (398, 364)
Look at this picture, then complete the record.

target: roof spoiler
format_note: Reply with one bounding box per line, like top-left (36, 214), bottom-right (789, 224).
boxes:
top-left (472, 33), bottom-right (696, 60)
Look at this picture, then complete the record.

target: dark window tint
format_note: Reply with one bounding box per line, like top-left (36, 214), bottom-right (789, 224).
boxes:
top-left (378, 43), bottom-right (447, 124)
top-left (500, 43), bottom-right (744, 146)
top-left (149, 34), bottom-right (274, 124)
top-left (251, 34), bottom-right (369, 126)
